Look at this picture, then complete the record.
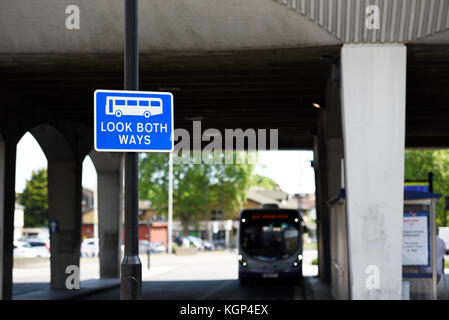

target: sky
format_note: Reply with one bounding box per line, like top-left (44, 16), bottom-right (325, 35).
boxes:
top-left (254, 150), bottom-right (315, 194)
top-left (15, 133), bottom-right (315, 195)
top-left (15, 133), bottom-right (97, 193)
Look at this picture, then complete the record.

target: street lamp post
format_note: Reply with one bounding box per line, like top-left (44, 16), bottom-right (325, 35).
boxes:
top-left (147, 219), bottom-right (151, 270)
top-left (120, 0), bottom-right (142, 300)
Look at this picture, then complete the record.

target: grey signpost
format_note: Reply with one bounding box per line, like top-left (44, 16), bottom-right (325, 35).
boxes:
top-left (121, 0), bottom-right (142, 300)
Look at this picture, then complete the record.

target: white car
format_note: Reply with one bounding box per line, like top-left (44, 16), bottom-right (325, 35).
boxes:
top-left (14, 241), bottom-right (38, 258)
top-left (21, 238), bottom-right (50, 258)
top-left (81, 238), bottom-right (99, 257)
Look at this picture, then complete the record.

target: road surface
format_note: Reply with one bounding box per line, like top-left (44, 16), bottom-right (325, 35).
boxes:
top-left (81, 250), bottom-right (310, 300)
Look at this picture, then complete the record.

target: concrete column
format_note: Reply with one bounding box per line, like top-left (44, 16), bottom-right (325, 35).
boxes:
top-left (325, 77), bottom-right (344, 200)
top-left (0, 138), bottom-right (16, 300)
top-left (341, 44), bottom-right (406, 299)
top-left (98, 168), bottom-right (123, 278)
top-left (313, 131), bottom-right (331, 284)
top-left (89, 151), bottom-right (124, 279)
top-left (48, 160), bottom-right (82, 289)
top-left (0, 136), bottom-right (4, 299)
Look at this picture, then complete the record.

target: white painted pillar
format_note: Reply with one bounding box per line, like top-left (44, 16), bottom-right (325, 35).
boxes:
top-left (48, 160), bottom-right (82, 289)
top-left (341, 44), bottom-right (406, 300)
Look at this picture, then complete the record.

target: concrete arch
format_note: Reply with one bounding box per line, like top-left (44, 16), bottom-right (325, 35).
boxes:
top-left (15, 124), bottom-right (82, 289)
top-left (89, 150), bottom-right (122, 174)
top-left (28, 125), bottom-right (74, 162)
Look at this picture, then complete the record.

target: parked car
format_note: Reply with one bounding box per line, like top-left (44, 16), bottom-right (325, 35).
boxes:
top-left (202, 240), bottom-right (215, 251)
top-left (173, 237), bottom-right (184, 246)
top-left (174, 236), bottom-right (191, 248)
top-left (174, 236), bottom-right (215, 250)
top-left (21, 238), bottom-right (50, 258)
top-left (212, 239), bottom-right (226, 250)
top-left (186, 236), bottom-right (205, 250)
top-left (139, 240), bottom-right (166, 253)
top-left (81, 238), bottom-right (99, 257)
top-left (13, 241), bottom-right (38, 258)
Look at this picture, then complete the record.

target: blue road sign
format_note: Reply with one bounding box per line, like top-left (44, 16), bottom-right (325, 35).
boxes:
top-left (94, 90), bottom-right (174, 152)
top-left (49, 220), bottom-right (58, 234)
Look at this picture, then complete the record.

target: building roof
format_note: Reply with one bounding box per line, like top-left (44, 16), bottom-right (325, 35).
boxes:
top-left (246, 187), bottom-right (284, 206)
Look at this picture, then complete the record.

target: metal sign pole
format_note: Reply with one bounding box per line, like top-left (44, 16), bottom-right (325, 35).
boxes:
top-left (168, 152), bottom-right (173, 254)
top-left (147, 220), bottom-right (151, 270)
top-left (431, 199), bottom-right (437, 300)
top-left (121, 0), bottom-right (142, 300)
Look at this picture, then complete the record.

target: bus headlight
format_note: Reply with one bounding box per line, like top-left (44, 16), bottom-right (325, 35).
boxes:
top-left (293, 261), bottom-right (298, 267)
top-left (238, 254), bottom-right (243, 261)
top-left (297, 254), bottom-right (303, 261)
top-left (242, 261), bottom-right (248, 267)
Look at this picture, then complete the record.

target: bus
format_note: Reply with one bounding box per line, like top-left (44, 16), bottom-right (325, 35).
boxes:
top-left (105, 96), bottom-right (163, 118)
top-left (238, 205), bottom-right (303, 284)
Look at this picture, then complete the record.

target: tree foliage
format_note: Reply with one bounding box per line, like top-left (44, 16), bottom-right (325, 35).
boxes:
top-left (248, 174), bottom-right (280, 191)
top-left (404, 150), bottom-right (449, 226)
top-left (19, 168), bottom-right (48, 227)
top-left (139, 152), bottom-right (261, 234)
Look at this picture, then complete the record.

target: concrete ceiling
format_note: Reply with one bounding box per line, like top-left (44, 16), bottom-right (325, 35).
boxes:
top-left (0, 0), bottom-right (340, 54)
top-left (0, 44), bottom-right (448, 150)
top-left (275, 0), bottom-right (449, 44)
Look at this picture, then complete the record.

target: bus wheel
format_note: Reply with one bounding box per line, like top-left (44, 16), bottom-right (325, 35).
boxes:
top-left (144, 111), bottom-right (151, 118)
top-left (115, 110), bottom-right (122, 117)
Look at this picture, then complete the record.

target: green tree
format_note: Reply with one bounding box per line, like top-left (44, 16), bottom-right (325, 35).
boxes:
top-left (249, 174), bottom-right (280, 191)
top-left (19, 168), bottom-right (48, 227)
top-left (139, 152), bottom-right (256, 234)
top-left (404, 150), bottom-right (449, 226)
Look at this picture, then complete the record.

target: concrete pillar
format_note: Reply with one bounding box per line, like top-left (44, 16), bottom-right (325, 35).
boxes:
top-left (313, 130), bottom-right (331, 284)
top-left (89, 151), bottom-right (123, 279)
top-left (98, 169), bottom-right (123, 278)
top-left (0, 136), bottom-right (4, 299)
top-left (0, 139), bottom-right (16, 299)
top-left (325, 77), bottom-right (344, 200)
top-left (48, 160), bottom-right (82, 289)
top-left (341, 44), bottom-right (406, 299)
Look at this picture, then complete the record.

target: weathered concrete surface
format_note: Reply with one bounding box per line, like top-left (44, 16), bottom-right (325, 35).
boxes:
top-left (89, 151), bottom-right (123, 279)
top-left (274, 0), bottom-right (449, 44)
top-left (0, 0), bottom-right (340, 54)
top-left (341, 44), bottom-right (407, 299)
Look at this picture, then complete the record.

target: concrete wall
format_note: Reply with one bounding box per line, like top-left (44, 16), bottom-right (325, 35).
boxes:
top-left (341, 44), bottom-right (406, 299)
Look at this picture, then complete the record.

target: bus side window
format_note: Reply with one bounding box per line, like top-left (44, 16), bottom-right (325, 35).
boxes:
top-left (139, 100), bottom-right (149, 107)
top-left (109, 100), bottom-right (114, 113)
top-left (151, 100), bottom-right (161, 107)
top-left (116, 100), bottom-right (126, 106)
top-left (127, 100), bottom-right (138, 106)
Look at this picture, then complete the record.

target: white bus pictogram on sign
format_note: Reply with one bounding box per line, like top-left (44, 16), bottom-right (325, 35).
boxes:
top-left (105, 96), bottom-right (163, 118)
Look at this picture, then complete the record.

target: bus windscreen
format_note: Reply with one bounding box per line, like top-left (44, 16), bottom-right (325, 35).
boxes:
top-left (240, 212), bottom-right (300, 261)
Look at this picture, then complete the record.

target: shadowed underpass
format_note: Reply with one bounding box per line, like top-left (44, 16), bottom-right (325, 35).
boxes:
top-left (80, 280), bottom-right (304, 300)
